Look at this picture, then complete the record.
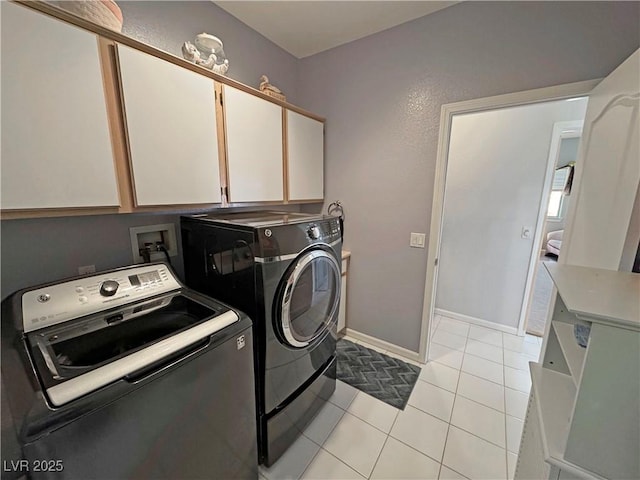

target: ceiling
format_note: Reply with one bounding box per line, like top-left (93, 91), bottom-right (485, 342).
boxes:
top-left (214, 1), bottom-right (458, 58)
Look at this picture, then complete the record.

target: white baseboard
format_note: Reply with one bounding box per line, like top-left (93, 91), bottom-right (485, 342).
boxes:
top-left (435, 308), bottom-right (519, 336)
top-left (344, 328), bottom-right (422, 362)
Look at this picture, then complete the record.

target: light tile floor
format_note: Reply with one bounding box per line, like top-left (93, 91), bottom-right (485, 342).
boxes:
top-left (260, 316), bottom-right (541, 480)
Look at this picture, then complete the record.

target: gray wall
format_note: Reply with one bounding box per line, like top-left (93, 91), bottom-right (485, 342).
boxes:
top-left (118, 1), bottom-right (299, 103)
top-left (298, 1), bottom-right (640, 351)
top-left (0, 205), bottom-right (301, 300)
top-left (1, 213), bottom-right (184, 298)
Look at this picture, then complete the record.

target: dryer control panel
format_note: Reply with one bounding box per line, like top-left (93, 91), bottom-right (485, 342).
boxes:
top-left (22, 264), bottom-right (181, 333)
top-left (306, 218), bottom-right (341, 243)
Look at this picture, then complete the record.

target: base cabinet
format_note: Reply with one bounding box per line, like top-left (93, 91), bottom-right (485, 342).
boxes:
top-left (515, 263), bottom-right (640, 480)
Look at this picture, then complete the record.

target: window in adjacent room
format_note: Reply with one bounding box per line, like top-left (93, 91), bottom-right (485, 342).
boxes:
top-left (547, 166), bottom-right (570, 218)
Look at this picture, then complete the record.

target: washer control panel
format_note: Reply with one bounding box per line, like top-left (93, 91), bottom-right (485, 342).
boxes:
top-left (22, 265), bottom-right (181, 333)
top-left (99, 280), bottom-right (120, 297)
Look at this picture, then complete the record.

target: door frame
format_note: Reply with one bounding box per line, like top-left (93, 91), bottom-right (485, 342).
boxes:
top-left (418, 79), bottom-right (600, 363)
top-left (520, 120), bottom-right (583, 336)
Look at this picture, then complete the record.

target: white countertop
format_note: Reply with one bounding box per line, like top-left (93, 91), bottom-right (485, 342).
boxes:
top-left (544, 262), bottom-right (640, 330)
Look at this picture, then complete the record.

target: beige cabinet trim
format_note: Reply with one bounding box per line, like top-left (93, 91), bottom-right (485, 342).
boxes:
top-left (98, 38), bottom-right (135, 211)
top-left (215, 83), bottom-right (230, 205)
top-left (282, 108), bottom-right (290, 203)
top-left (1, 207), bottom-right (121, 220)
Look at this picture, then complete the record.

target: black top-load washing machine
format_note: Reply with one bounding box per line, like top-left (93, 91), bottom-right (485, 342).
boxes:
top-left (1, 263), bottom-right (257, 479)
top-left (181, 212), bottom-right (342, 466)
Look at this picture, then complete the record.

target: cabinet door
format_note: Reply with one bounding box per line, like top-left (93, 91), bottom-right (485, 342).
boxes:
top-left (563, 49), bottom-right (639, 270)
top-left (1, 2), bottom-right (119, 210)
top-left (117, 45), bottom-right (221, 206)
top-left (224, 87), bottom-right (283, 203)
top-left (287, 110), bottom-right (324, 201)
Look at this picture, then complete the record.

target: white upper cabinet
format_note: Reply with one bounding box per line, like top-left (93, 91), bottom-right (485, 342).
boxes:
top-left (1, 2), bottom-right (119, 210)
top-left (117, 45), bottom-right (221, 206)
top-left (223, 86), bottom-right (284, 203)
top-left (287, 111), bottom-right (324, 201)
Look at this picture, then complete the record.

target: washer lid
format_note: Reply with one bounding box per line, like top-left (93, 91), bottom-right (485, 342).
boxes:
top-left (28, 293), bottom-right (238, 406)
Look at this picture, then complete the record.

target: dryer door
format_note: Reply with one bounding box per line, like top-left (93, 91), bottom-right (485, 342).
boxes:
top-left (279, 249), bottom-right (341, 348)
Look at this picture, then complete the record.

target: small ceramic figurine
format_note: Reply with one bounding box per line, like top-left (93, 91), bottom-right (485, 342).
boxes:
top-left (259, 75), bottom-right (282, 94)
top-left (259, 75), bottom-right (286, 101)
top-left (182, 33), bottom-right (229, 75)
top-left (182, 41), bottom-right (201, 63)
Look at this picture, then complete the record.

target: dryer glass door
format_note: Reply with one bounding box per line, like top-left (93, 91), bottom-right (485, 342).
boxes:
top-left (280, 250), bottom-right (340, 348)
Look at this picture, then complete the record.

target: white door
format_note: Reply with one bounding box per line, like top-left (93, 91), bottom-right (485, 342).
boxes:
top-left (562, 49), bottom-right (640, 271)
top-left (117, 45), bottom-right (222, 206)
top-left (1, 2), bottom-right (119, 210)
top-left (223, 86), bottom-right (284, 203)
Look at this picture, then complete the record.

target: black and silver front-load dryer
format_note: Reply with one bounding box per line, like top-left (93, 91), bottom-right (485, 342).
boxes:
top-left (181, 212), bottom-right (342, 466)
top-left (1, 263), bottom-right (257, 480)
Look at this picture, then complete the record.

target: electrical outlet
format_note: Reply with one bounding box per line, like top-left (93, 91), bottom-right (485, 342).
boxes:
top-left (78, 265), bottom-right (96, 275)
top-left (410, 232), bottom-right (426, 248)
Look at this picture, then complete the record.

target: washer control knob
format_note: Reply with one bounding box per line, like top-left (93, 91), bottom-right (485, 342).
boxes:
top-left (307, 225), bottom-right (321, 240)
top-left (99, 280), bottom-right (119, 297)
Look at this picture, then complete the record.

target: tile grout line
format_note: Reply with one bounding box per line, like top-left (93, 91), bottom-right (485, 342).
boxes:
top-left (310, 445), bottom-right (366, 480)
top-left (385, 432), bottom-right (448, 472)
top-left (503, 337), bottom-right (510, 479)
top-left (304, 391), bottom-right (383, 480)
top-left (429, 326), bottom-right (525, 478)
top-left (302, 401), bottom-right (346, 445)
top-left (322, 388), bottom-right (416, 477)
top-left (454, 388), bottom-right (505, 415)
top-left (296, 442), bottom-right (324, 480)
top-left (460, 351), bottom-right (504, 387)
top-left (444, 420), bottom-right (510, 451)
top-left (436, 328), bottom-right (468, 479)
top-left (343, 395), bottom-right (400, 435)
top-left (417, 375), bottom-right (458, 395)
top-left (365, 432), bottom-right (391, 479)
top-left (365, 403), bottom-right (405, 479)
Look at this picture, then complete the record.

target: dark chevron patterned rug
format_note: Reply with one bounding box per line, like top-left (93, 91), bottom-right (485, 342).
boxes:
top-left (336, 339), bottom-right (421, 410)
